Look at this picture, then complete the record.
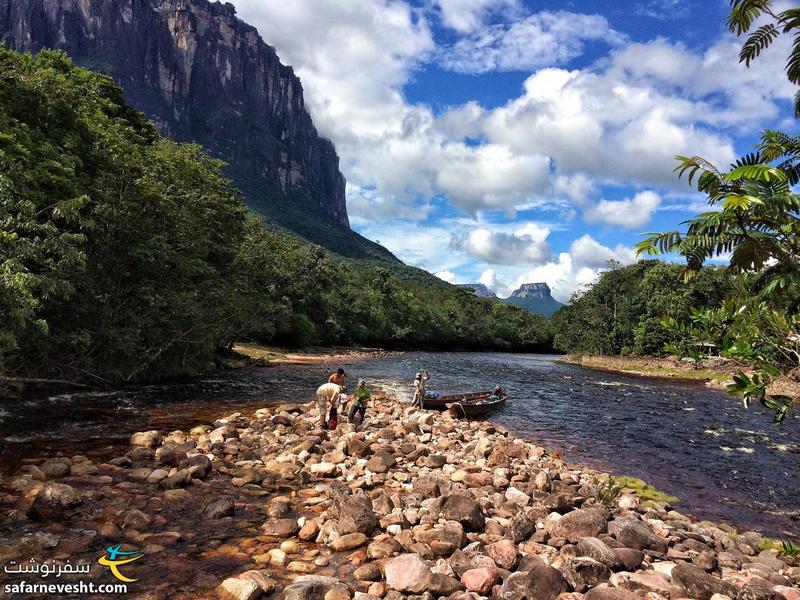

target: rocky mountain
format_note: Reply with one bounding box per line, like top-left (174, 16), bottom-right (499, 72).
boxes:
top-left (0, 0), bottom-right (397, 259)
top-left (503, 283), bottom-right (564, 315)
top-left (456, 283), bottom-right (497, 298)
top-left (459, 281), bottom-right (564, 315)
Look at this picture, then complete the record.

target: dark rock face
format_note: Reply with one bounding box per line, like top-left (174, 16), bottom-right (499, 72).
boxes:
top-left (503, 282), bottom-right (564, 316)
top-left (0, 0), bottom-right (348, 227)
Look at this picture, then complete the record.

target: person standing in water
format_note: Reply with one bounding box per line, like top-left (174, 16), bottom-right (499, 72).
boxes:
top-left (349, 379), bottom-right (371, 431)
top-left (412, 369), bottom-right (430, 408)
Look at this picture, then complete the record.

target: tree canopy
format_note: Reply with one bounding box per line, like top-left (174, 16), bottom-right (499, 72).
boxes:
top-left (0, 47), bottom-right (553, 385)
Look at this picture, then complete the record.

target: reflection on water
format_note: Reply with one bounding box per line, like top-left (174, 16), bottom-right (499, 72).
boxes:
top-left (1, 352), bottom-right (798, 537)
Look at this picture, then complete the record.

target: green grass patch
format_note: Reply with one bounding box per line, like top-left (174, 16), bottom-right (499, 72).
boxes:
top-left (611, 475), bottom-right (679, 504)
top-left (233, 343), bottom-right (288, 362)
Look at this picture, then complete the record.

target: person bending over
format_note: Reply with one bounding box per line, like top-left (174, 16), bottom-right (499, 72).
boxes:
top-left (315, 382), bottom-right (342, 429)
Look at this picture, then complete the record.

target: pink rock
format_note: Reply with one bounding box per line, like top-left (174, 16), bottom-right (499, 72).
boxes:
top-left (461, 567), bottom-right (501, 595)
top-left (384, 554), bottom-right (433, 593)
top-left (775, 586), bottom-right (800, 600)
top-left (487, 539), bottom-right (520, 570)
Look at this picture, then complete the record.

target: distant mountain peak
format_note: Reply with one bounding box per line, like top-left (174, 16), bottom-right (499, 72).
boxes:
top-left (456, 283), bottom-right (497, 298)
top-left (456, 281), bottom-right (562, 315)
top-left (509, 282), bottom-right (553, 299)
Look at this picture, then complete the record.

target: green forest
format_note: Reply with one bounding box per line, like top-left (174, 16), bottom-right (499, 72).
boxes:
top-left (0, 47), bottom-right (553, 385)
top-left (555, 1), bottom-right (800, 422)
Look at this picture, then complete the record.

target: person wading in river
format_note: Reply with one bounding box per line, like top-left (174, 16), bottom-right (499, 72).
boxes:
top-left (349, 379), bottom-right (371, 431)
top-left (315, 382), bottom-right (342, 429)
top-left (412, 369), bottom-right (430, 408)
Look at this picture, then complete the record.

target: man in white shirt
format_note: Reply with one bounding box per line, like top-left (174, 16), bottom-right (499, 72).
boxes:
top-left (315, 382), bottom-right (343, 429)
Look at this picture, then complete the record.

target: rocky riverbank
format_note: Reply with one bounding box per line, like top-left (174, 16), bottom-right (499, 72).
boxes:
top-left (1, 390), bottom-right (798, 600)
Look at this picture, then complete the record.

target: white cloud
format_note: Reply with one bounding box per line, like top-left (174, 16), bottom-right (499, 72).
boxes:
top-left (569, 234), bottom-right (638, 269)
top-left (478, 268), bottom-right (498, 289)
top-left (433, 0), bottom-right (521, 33)
top-left (584, 191), bottom-right (662, 229)
top-left (634, 0), bottom-right (691, 20)
top-left (435, 145), bottom-right (551, 212)
top-left (229, 0), bottom-right (795, 292)
top-left (451, 224), bottom-right (551, 265)
top-left (435, 270), bottom-right (457, 283)
top-left (484, 66), bottom-right (737, 188)
top-left (440, 11), bottom-right (624, 74)
top-left (510, 236), bottom-right (637, 302)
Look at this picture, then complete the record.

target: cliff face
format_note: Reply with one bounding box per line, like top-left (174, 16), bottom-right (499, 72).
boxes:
top-left (0, 0), bottom-right (349, 227)
top-left (504, 283), bottom-right (564, 316)
top-left (508, 283), bottom-right (552, 300)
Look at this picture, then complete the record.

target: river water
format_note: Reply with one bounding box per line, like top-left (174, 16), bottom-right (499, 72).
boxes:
top-left (1, 352), bottom-right (798, 538)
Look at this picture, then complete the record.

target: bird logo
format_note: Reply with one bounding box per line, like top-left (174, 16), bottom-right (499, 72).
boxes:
top-left (97, 545), bottom-right (144, 583)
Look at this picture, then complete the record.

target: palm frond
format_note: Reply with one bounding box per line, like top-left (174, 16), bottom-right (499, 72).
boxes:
top-left (724, 163), bottom-right (788, 182)
top-left (727, 0), bottom-right (772, 35)
top-left (740, 24), bottom-right (780, 66)
top-left (635, 231), bottom-right (682, 256)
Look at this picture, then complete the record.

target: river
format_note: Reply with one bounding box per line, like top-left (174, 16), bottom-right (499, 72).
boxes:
top-left (1, 352), bottom-right (798, 538)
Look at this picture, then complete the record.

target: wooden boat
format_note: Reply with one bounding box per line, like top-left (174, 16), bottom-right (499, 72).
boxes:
top-left (421, 390), bottom-right (507, 417)
top-left (421, 390), bottom-right (492, 411)
top-left (446, 393), bottom-right (507, 418)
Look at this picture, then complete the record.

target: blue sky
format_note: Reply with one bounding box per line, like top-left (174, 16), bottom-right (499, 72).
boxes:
top-left (230, 0), bottom-right (797, 302)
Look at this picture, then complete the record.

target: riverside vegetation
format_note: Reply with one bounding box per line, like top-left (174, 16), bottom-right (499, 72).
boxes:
top-left (3, 393), bottom-right (799, 600)
top-left (0, 47), bottom-right (551, 386)
top-left (556, 0), bottom-right (800, 422)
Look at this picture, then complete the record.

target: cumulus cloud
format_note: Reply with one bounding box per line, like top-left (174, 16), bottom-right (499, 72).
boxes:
top-left (484, 67), bottom-right (737, 188)
top-left (228, 0), bottom-right (794, 294)
top-left (435, 270), bottom-right (457, 283)
top-left (451, 224), bottom-right (551, 265)
top-left (569, 234), bottom-right (638, 269)
top-left (433, 0), bottom-right (521, 33)
top-left (584, 191), bottom-right (662, 229)
top-left (509, 236), bottom-right (637, 301)
top-left (440, 11), bottom-right (624, 73)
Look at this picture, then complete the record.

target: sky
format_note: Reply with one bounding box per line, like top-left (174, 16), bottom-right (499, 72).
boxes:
top-left (229, 0), bottom-right (798, 302)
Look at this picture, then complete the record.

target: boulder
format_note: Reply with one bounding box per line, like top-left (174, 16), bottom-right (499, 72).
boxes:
top-left (261, 518), bottom-right (300, 538)
top-left (283, 575), bottom-right (350, 600)
top-left (366, 451), bottom-right (396, 473)
top-left (736, 578), bottom-right (782, 600)
top-left (508, 512), bottom-right (536, 543)
top-left (461, 567), bottom-right (501, 595)
top-left (431, 495), bottom-right (485, 532)
top-left (39, 458), bottom-right (70, 478)
top-left (576, 537), bottom-right (619, 569)
top-left (548, 508), bottom-right (608, 543)
top-left (671, 562), bottom-right (738, 600)
top-left (384, 554), bottom-right (433, 593)
top-left (329, 533), bottom-right (368, 552)
top-left (331, 492), bottom-right (377, 535)
top-left (130, 430), bottom-right (161, 447)
top-left (237, 571), bottom-right (276, 595)
top-left (609, 517), bottom-right (668, 553)
top-left (353, 563), bottom-right (382, 582)
top-left (217, 577), bottom-right (260, 600)
top-left (204, 497), bottom-right (235, 519)
top-left (584, 588), bottom-right (640, 600)
top-left (28, 483), bottom-right (83, 520)
top-left (499, 564), bottom-right (569, 600)
top-left (560, 557), bottom-right (613, 593)
top-left (487, 539), bottom-right (519, 570)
